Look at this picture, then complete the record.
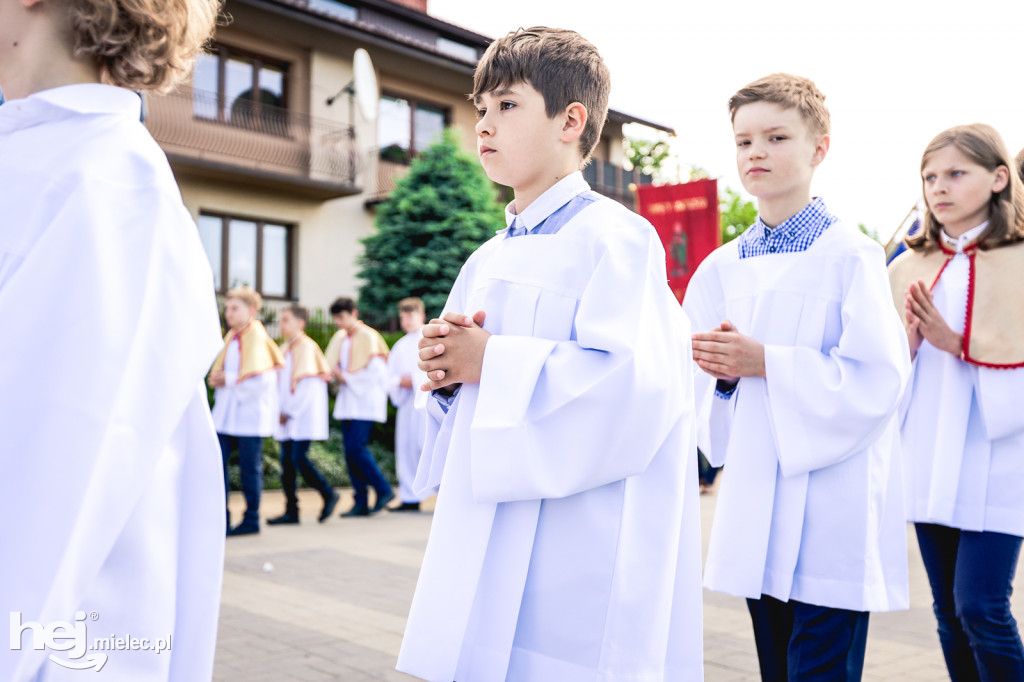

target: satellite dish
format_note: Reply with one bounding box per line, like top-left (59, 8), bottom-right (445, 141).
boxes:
top-left (352, 48), bottom-right (378, 121)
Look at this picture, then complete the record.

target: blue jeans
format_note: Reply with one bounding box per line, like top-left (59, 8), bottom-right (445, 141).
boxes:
top-left (746, 594), bottom-right (869, 681)
top-left (339, 420), bottom-right (391, 508)
top-left (279, 439), bottom-right (333, 515)
top-left (218, 434), bottom-right (263, 528)
top-left (915, 523), bottom-right (1024, 682)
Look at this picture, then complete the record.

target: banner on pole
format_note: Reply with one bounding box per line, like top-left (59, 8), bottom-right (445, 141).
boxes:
top-left (635, 179), bottom-right (721, 303)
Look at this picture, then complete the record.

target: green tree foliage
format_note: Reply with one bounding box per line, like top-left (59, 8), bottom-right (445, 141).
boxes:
top-left (357, 129), bottom-right (506, 326)
top-left (720, 186), bottom-right (758, 243)
top-left (624, 137), bottom-right (672, 179)
top-left (858, 223), bottom-right (881, 243)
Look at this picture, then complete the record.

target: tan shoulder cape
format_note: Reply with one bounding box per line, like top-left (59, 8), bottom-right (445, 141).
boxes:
top-left (888, 240), bottom-right (1024, 368)
top-left (324, 323), bottom-right (390, 373)
top-left (211, 319), bottom-right (285, 381)
top-left (281, 332), bottom-right (331, 392)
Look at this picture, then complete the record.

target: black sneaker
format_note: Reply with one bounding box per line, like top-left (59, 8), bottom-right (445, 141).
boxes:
top-left (340, 504), bottom-right (369, 518)
top-left (370, 489), bottom-right (396, 514)
top-left (388, 502), bottom-right (421, 512)
top-left (227, 523), bottom-right (260, 537)
top-left (267, 513), bottom-right (300, 525)
top-left (319, 491), bottom-right (340, 523)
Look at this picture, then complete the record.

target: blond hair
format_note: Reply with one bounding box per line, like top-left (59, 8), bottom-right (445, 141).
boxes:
top-left (225, 285), bottom-right (262, 311)
top-left (397, 297), bottom-right (425, 315)
top-left (908, 123), bottom-right (1024, 253)
top-left (68, 0), bottom-right (221, 93)
top-left (728, 73), bottom-right (830, 137)
top-left (473, 27), bottom-right (610, 165)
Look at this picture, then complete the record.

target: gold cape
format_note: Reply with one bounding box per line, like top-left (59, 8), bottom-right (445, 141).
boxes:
top-left (324, 323), bottom-right (390, 373)
top-left (210, 319), bottom-right (285, 381)
top-left (281, 332), bottom-right (331, 392)
top-left (888, 239), bottom-right (1024, 369)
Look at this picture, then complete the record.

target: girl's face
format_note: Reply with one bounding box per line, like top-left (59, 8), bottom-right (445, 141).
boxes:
top-left (922, 144), bottom-right (1009, 238)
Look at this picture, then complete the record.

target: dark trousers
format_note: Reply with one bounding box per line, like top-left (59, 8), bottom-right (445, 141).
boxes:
top-left (698, 448), bottom-right (721, 485)
top-left (218, 433), bottom-right (263, 529)
top-left (746, 594), bottom-right (869, 681)
top-left (915, 522), bottom-right (1024, 682)
top-left (339, 419), bottom-right (391, 509)
top-left (279, 439), bottom-right (333, 515)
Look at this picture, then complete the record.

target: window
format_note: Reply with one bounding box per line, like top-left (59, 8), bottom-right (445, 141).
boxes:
top-left (307, 0), bottom-right (357, 21)
top-left (378, 93), bottom-right (448, 160)
top-left (192, 45), bottom-right (289, 132)
top-left (197, 213), bottom-right (294, 298)
top-left (436, 37), bottom-right (478, 63)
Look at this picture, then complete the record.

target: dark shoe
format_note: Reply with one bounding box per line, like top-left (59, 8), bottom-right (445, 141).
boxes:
top-left (319, 491), bottom-right (340, 523)
top-left (227, 523), bottom-right (260, 536)
top-left (369, 489), bottom-right (396, 514)
top-left (388, 502), bottom-right (420, 512)
top-left (340, 504), bottom-right (369, 518)
top-left (267, 513), bottom-right (300, 525)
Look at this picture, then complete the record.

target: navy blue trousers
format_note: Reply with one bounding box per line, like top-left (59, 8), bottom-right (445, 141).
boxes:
top-left (916, 523), bottom-right (1024, 682)
top-left (746, 594), bottom-right (869, 681)
top-left (218, 433), bottom-right (263, 529)
top-left (278, 439), bottom-right (333, 515)
top-left (339, 419), bottom-right (391, 509)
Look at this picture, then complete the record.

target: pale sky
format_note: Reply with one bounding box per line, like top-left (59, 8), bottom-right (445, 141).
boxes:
top-left (430, 0), bottom-right (1024, 240)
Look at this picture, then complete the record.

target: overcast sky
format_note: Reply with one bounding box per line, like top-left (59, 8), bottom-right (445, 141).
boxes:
top-left (430, 0), bottom-right (1024, 240)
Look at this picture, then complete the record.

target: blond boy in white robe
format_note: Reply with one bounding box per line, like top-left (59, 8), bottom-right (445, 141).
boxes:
top-left (386, 297), bottom-right (427, 511)
top-left (0, 0), bottom-right (223, 678)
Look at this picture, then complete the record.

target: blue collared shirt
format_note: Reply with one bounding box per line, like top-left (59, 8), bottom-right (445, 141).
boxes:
top-left (433, 171), bottom-right (603, 414)
top-left (737, 197), bottom-right (838, 259)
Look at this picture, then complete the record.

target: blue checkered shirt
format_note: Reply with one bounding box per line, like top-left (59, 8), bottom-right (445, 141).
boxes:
top-left (737, 197), bottom-right (838, 259)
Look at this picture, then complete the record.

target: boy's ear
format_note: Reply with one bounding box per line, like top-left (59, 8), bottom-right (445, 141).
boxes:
top-left (810, 134), bottom-right (830, 167)
top-left (560, 102), bottom-right (588, 144)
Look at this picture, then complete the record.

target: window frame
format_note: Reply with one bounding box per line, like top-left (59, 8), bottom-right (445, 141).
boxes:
top-left (198, 211), bottom-right (296, 301)
top-left (378, 90), bottom-right (451, 159)
top-left (193, 43), bottom-right (291, 126)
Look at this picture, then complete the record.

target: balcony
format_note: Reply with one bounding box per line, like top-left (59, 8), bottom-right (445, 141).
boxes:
top-left (584, 160), bottom-right (651, 211)
top-left (146, 87), bottom-right (363, 199)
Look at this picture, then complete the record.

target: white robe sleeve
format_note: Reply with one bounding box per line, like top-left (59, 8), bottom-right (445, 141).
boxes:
top-left (387, 336), bottom-right (415, 408)
top-left (469, 222), bottom-right (691, 503)
top-left (763, 244), bottom-right (911, 477)
top-left (682, 258), bottom-right (736, 468)
top-left (974, 367), bottom-right (1024, 441)
top-left (0, 173), bottom-right (223, 679)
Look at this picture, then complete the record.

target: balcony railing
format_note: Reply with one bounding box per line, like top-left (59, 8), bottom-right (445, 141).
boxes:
top-left (585, 160), bottom-right (647, 210)
top-left (146, 87), bottom-right (363, 199)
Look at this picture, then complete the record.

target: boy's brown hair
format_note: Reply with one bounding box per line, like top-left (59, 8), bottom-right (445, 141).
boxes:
top-left (284, 304), bottom-right (308, 323)
top-left (397, 297), bottom-right (425, 315)
top-left (225, 285), bottom-right (262, 311)
top-left (907, 123), bottom-right (1024, 253)
top-left (68, 0), bottom-right (220, 93)
top-left (728, 73), bottom-right (830, 138)
top-left (472, 27), bottom-right (610, 165)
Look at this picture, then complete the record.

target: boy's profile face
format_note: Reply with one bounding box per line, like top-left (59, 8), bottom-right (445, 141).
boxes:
top-left (224, 297), bottom-right (256, 331)
top-left (475, 81), bottom-right (575, 196)
top-left (279, 309), bottom-right (304, 339)
top-left (733, 101), bottom-right (828, 204)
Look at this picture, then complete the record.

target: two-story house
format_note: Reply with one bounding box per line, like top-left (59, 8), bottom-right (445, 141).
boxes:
top-left (146, 0), bottom-right (674, 317)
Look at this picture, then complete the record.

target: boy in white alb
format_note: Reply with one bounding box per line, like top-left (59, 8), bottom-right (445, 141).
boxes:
top-left (268, 305), bottom-right (340, 525)
top-left (0, 0), bottom-right (224, 677)
top-left (398, 27), bottom-right (702, 682)
top-left (387, 297), bottom-right (428, 511)
top-left (209, 286), bottom-right (283, 536)
top-left (325, 296), bottom-right (395, 516)
top-left (685, 74), bottom-right (911, 680)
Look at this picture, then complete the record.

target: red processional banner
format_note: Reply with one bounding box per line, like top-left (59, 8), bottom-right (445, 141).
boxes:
top-left (635, 179), bottom-right (721, 303)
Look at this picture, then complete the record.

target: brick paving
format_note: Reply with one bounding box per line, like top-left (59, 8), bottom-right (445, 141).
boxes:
top-left (218, 485), bottom-right (1024, 681)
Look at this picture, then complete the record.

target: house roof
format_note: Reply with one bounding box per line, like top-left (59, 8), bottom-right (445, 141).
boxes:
top-left (237, 0), bottom-right (675, 135)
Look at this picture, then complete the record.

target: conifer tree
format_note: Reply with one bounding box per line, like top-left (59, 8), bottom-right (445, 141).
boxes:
top-left (357, 129), bottom-right (505, 325)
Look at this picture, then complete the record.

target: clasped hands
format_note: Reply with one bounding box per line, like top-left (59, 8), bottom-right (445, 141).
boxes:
top-left (417, 310), bottom-right (491, 392)
top-left (691, 319), bottom-right (766, 384)
top-left (904, 280), bottom-right (962, 358)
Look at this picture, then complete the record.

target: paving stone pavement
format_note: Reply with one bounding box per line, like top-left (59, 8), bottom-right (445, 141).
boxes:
top-left (219, 486), bottom-right (1024, 681)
